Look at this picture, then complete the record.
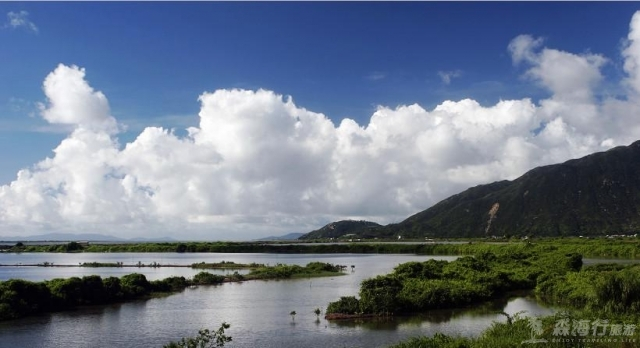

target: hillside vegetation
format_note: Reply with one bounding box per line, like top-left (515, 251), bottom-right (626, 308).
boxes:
top-left (302, 140), bottom-right (640, 239)
top-left (388, 141), bottom-right (640, 238)
top-left (298, 220), bottom-right (382, 240)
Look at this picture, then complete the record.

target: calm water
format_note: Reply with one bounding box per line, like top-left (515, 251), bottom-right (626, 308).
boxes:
top-left (0, 253), bottom-right (557, 348)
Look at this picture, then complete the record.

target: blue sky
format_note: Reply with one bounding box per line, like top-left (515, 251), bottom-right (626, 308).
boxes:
top-left (1, 3), bottom-right (640, 239)
top-left (1, 2), bottom-right (635, 176)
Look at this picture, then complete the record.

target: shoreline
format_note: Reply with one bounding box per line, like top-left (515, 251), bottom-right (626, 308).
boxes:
top-left (0, 261), bottom-right (348, 321)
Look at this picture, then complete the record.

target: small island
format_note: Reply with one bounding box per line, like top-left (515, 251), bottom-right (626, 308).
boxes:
top-left (0, 261), bottom-right (347, 321)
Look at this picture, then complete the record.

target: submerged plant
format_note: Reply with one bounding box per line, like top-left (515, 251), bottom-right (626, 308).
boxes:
top-left (163, 322), bottom-right (232, 348)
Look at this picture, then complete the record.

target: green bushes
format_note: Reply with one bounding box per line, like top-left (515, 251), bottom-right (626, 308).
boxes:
top-left (80, 262), bottom-right (122, 267)
top-left (247, 264), bottom-right (300, 279)
top-left (247, 262), bottom-right (345, 280)
top-left (327, 248), bottom-right (587, 317)
top-left (228, 272), bottom-right (244, 281)
top-left (538, 263), bottom-right (640, 315)
top-left (305, 261), bottom-right (344, 273)
top-left (398, 278), bottom-right (492, 310)
top-left (192, 272), bottom-right (225, 285)
top-left (62, 242), bottom-right (84, 252)
top-left (47, 277), bottom-right (84, 306)
top-left (393, 260), bottom-right (447, 279)
top-left (359, 275), bottom-right (403, 315)
top-left (120, 273), bottom-right (151, 298)
top-left (103, 276), bottom-right (123, 301)
top-left (0, 279), bottom-right (51, 320)
top-left (0, 273), bottom-right (182, 321)
top-left (78, 275), bottom-right (107, 304)
top-left (0, 275), bottom-right (137, 320)
top-left (191, 261), bottom-right (264, 269)
top-left (151, 276), bottom-right (188, 292)
top-left (11, 238), bottom-right (640, 260)
top-left (594, 267), bottom-right (640, 313)
top-left (326, 296), bottom-right (361, 315)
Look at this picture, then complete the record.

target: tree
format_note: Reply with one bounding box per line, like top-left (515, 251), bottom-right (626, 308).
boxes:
top-left (62, 242), bottom-right (83, 252)
top-left (164, 322), bottom-right (232, 348)
top-left (176, 244), bottom-right (188, 253)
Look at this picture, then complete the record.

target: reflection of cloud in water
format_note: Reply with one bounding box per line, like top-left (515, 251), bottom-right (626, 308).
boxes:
top-left (332, 293), bottom-right (557, 337)
top-left (503, 296), bottom-right (557, 317)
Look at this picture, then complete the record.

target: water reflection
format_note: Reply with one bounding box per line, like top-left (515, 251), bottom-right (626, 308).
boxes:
top-left (0, 252), bottom-right (457, 281)
top-left (332, 293), bottom-right (556, 333)
top-left (0, 254), bottom-right (558, 348)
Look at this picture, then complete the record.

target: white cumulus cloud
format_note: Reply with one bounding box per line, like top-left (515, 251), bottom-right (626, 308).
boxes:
top-left (3, 12), bottom-right (640, 240)
top-left (39, 64), bottom-right (118, 133)
top-left (510, 35), bottom-right (607, 103)
top-left (623, 11), bottom-right (640, 97)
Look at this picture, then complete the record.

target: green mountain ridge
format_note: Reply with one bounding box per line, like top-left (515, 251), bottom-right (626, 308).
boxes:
top-left (301, 140), bottom-right (640, 239)
top-left (298, 220), bottom-right (382, 240)
top-left (385, 140), bottom-right (640, 238)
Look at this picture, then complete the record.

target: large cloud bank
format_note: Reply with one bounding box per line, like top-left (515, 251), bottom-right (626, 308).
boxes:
top-left (3, 13), bottom-right (640, 239)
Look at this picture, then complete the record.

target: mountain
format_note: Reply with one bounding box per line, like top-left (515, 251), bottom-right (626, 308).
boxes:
top-left (299, 220), bottom-right (382, 240)
top-left (0, 233), bottom-right (124, 242)
top-left (128, 236), bottom-right (176, 242)
top-left (381, 140), bottom-right (640, 238)
top-left (0, 233), bottom-right (176, 242)
top-left (255, 233), bottom-right (306, 241)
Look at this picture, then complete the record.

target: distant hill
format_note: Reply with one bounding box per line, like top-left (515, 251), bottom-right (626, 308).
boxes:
top-left (129, 236), bottom-right (176, 242)
top-left (0, 233), bottom-right (175, 242)
top-left (299, 220), bottom-right (382, 240)
top-left (380, 140), bottom-right (640, 238)
top-left (255, 232), bottom-right (306, 241)
top-left (0, 233), bottom-right (124, 242)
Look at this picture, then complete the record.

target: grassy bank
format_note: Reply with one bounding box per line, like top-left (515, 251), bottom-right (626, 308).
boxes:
top-left (2, 237), bottom-right (639, 259)
top-left (325, 243), bottom-right (640, 319)
top-left (326, 245), bottom-right (582, 318)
